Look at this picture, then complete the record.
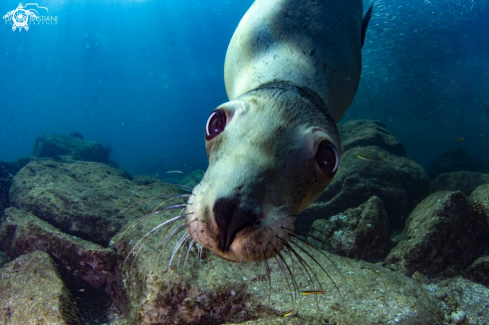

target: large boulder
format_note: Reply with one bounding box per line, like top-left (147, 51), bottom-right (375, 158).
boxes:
top-left (338, 120), bottom-right (406, 156)
top-left (300, 146), bottom-right (430, 230)
top-left (8, 160), bottom-right (157, 246)
top-left (308, 196), bottom-right (391, 262)
top-left (0, 251), bottom-right (81, 325)
top-left (431, 171), bottom-right (489, 197)
top-left (33, 133), bottom-right (109, 164)
top-left (429, 148), bottom-right (489, 179)
top-left (386, 191), bottom-right (489, 276)
top-left (0, 207), bottom-right (116, 288)
top-left (108, 205), bottom-right (444, 325)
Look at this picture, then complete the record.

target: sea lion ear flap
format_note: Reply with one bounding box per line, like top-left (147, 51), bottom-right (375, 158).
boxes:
top-left (361, 4), bottom-right (373, 48)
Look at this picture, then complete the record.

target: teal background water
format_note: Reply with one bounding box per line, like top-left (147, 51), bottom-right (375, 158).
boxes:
top-left (1, 0), bottom-right (488, 175)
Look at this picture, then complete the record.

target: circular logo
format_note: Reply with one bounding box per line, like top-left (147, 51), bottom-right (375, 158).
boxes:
top-left (12, 9), bottom-right (29, 27)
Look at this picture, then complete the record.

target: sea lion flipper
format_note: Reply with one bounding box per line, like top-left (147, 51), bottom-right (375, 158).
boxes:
top-left (361, 4), bottom-right (373, 48)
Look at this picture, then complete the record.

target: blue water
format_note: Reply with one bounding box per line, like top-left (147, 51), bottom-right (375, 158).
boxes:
top-left (1, 0), bottom-right (488, 175)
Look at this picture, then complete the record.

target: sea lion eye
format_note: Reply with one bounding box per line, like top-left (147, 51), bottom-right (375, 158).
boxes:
top-left (316, 141), bottom-right (338, 175)
top-left (205, 110), bottom-right (226, 140)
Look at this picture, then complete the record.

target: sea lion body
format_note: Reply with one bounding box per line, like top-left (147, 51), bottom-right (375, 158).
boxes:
top-left (186, 0), bottom-right (370, 262)
top-left (225, 0), bottom-right (363, 122)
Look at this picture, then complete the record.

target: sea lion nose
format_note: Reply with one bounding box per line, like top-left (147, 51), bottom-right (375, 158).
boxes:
top-left (213, 197), bottom-right (258, 252)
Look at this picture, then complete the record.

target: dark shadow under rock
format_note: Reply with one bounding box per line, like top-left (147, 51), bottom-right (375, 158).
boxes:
top-left (307, 196), bottom-right (391, 262)
top-left (0, 250), bottom-right (9, 268)
top-left (299, 146), bottom-right (430, 230)
top-left (338, 120), bottom-right (406, 157)
top-left (8, 160), bottom-right (149, 246)
top-left (0, 207), bottom-right (116, 288)
top-left (429, 147), bottom-right (489, 179)
top-left (0, 251), bottom-right (82, 325)
top-left (386, 191), bottom-right (489, 276)
top-left (0, 161), bottom-right (13, 215)
top-left (431, 171), bottom-right (489, 197)
top-left (33, 133), bottom-right (110, 164)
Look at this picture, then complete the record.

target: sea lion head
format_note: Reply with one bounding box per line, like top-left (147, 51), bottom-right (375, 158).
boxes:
top-left (186, 81), bottom-right (340, 262)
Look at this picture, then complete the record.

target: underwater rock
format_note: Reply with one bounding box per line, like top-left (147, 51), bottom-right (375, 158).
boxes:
top-left (468, 183), bottom-right (489, 224)
top-left (338, 120), bottom-right (406, 156)
top-left (0, 251), bottom-right (82, 325)
top-left (429, 147), bottom-right (489, 179)
top-left (465, 255), bottom-right (489, 286)
top-left (386, 191), bottom-right (489, 276)
top-left (431, 171), bottom-right (489, 197)
top-left (132, 174), bottom-right (162, 186)
top-left (307, 196), bottom-right (391, 262)
top-left (0, 157), bottom-right (47, 216)
top-left (423, 276), bottom-right (489, 325)
top-left (300, 146), bottom-right (430, 230)
top-left (109, 202), bottom-right (444, 325)
top-left (9, 160), bottom-right (143, 246)
top-left (32, 133), bottom-right (110, 165)
top-left (0, 207), bottom-right (116, 288)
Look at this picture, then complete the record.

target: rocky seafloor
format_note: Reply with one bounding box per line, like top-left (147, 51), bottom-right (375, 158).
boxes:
top-left (0, 124), bottom-right (488, 325)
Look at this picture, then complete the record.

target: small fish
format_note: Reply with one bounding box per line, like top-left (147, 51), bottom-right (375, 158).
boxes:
top-left (360, 266), bottom-right (381, 276)
top-left (358, 155), bottom-right (377, 162)
top-left (284, 310), bottom-right (294, 317)
top-left (300, 290), bottom-right (325, 295)
top-left (455, 137), bottom-right (465, 142)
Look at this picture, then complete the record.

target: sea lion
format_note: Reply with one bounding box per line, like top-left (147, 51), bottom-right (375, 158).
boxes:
top-left (186, 0), bottom-right (372, 263)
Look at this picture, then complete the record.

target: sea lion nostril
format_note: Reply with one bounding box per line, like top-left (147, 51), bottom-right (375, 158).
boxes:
top-left (213, 197), bottom-right (258, 252)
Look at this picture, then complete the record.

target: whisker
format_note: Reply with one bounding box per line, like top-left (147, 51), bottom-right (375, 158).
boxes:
top-left (168, 232), bottom-right (191, 271)
top-left (273, 253), bottom-right (296, 312)
top-left (119, 195), bottom-right (189, 214)
top-left (286, 225), bottom-right (354, 268)
top-left (269, 241), bottom-right (298, 311)
top-left (155, 222), bottom-right (189, 268)
top-left (286, 230), bottom-right (344, 270)
top-left (279, 239), bottom-right (323, 308)
top-left (261, 251), bottom-right (272, 312)
top-left (166, 170), bottom-right (202, 186)
top-left (153, 218), bottom-right (191, 269)
top-left (132, 218), bottom-right (187, 270)
top-left (114, 203), bottom-right (189, 245)
top-left (122, 213), bottom-right (187, 264)
top-left (197, 244), bottom-right (203, 266)
top-left (134, 182), bottom-right (195, 192)
top-left (279, 238), bottom-right (320, 289)
top-left (288, 237), bottom-right (342, 298)
top-left (283, 226), bottom-right (336, 253)
top-left (183, 238), bottom-right (196, 271)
